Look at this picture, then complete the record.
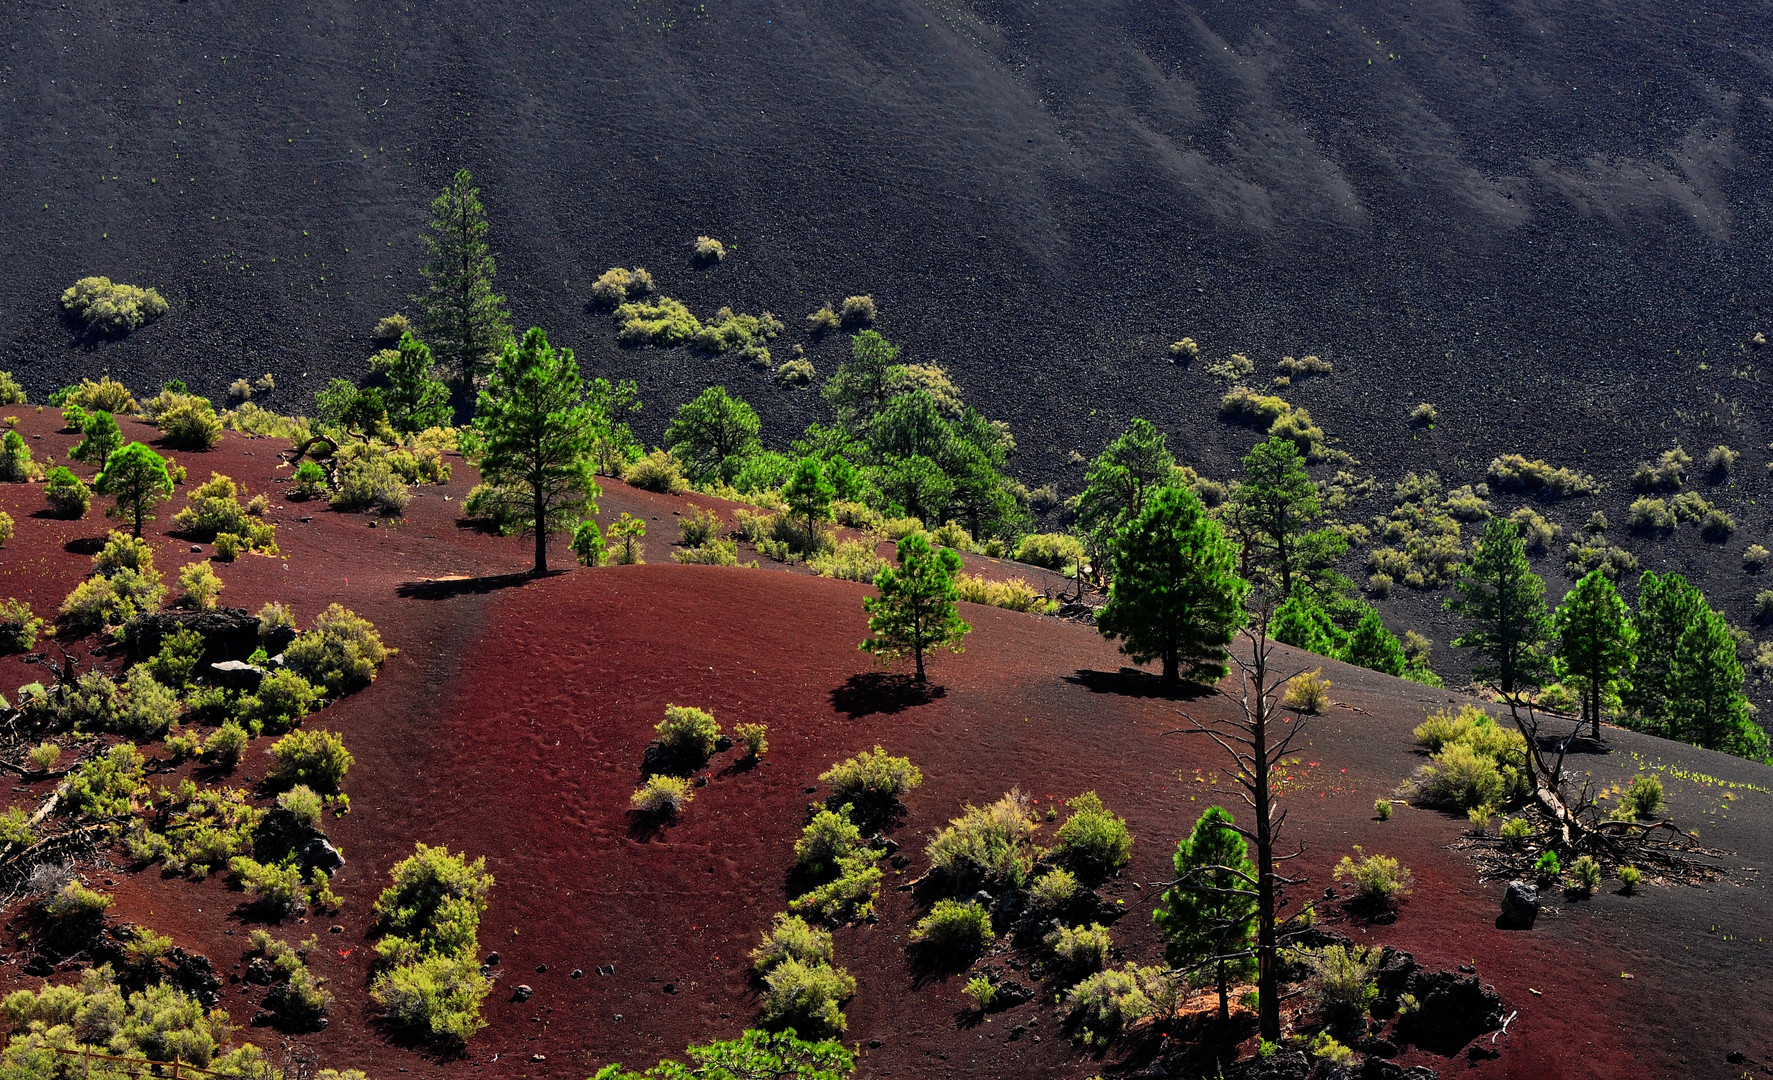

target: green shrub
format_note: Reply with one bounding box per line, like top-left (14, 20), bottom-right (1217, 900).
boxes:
top-left (1508, 507), bottom-right (1559, 550)
top-left (1374, 798), bottom-right (1393, 821)
top-left (1284, 669), bottom-right (1332, 713)
top-left (926, 791), bottom-right (1037, 890)
top-left (1634, 446), bottom-right (1691, 491)
top-left (369, 950), bottom-right (491, 1047)
top-left (759, 957), bottom-right (854, 1036)
top-left (177, 560), bottom-right (223, 611)
top-left (625, 448), bottom-right (689, 493)
top-left (954, 573), bottom-right (1052, 614)
top-left (1168, 337), bottom-right (1200, 362)
top-left (750, 913), bottom-right (834, 975)
top-left (268, 728), bottom-right (353, 791)
top-left (372, 843), bottom-right (493, 964)
top-left (62, 277), bottom-right (167, 334)
top-left (839, 295), bottom-right (877, 327)
top-left (1500, 817), bottom-right (1533, 846)
top-left (1029, 867), bottom-right (1079, 913)
top-left (734, 722), bottom-right (768, 758)
top-left (44, 466), bottom-right (91, 518)
top-left (1053, 791), bottom-right (1133, 879)
top-left (806, 304), bottom-right (842, 333)
top-left (66, 742), bottom-right (146, 815)
top-left (609, 512), bottom-right (647, 564)
top-left (0, 429), bottom-right (42, 482)
top-left (788, 855), bottom-right (881, 923)
top-left (1294, 944), bottom-right (1380, 1027)
top-left (1206, 352), bottom-right (1256, 381)
top-left (807, 539), bottom-right (888, 583)
top-left (590, 266), bottom-right (654, 305)
top-left (672, 539), bottom-right (739, 565)
top-left (0, 598), bottom-right (43, 652)
top-left (1046, 922), bottom-right (1112, 978)
top-left (277, 784), bottom-right (325, 829)
top-left (591, 1031), bottom-right (854, 1080)
top-left (616, 296), bottom-right (702, 346)
top-left (1332, 847), bottom-right (1412, 906)
top-left (963, 974), bottom-right (997, 1012)
top-left (693, 236), bottom-right (726, 262)
top-left (1701, 507), bottom-right (1737, 539)
top-left (241, 669), bottom-right (322, 732)
top-left (908, 899), bottom-right (993, 954)
top-left (1063, 964), bottom-right (1164, 1040)
top-left (677, 506), bottom-right (724, 546)
top-left (1414, 742), bottom-right (1513, 809)
top-left (1488, 454), bottom-right (1598, 497)
top-left (0, 371), bottom-right (23, 405)
top-left (70, 409), bottom-right (122, 465)
top-left (172, 473), bottom-right (254, 539)
top-left (1615, 774), bottom-right (1664, 819)
top-left (26, 741), bottom-right (60, 774)
top-left (333, 454), bottom-right (410, 514)
top-left (1013, 532), bottom-right (1084, 572)
top-left (43, 880), bottom-right (113, 921)
top-left (1533, 850), bottom-right (1561, 882)
top-left (1617, 865), bottom-right (1642, 893)
top-left (283, 603), bottom-right (387, 694)
top-left (1566, 854), bottom-right (1602, 896)
top-left (206, 721), bottom-right (250, 769)
top-left (1277, 354), bottom-right (1332, 377)
top-left (691, 306), bottom-right (783, 362)
top-left (774, 357), bottom-right (816, 387)
top-left (1408, 402), bottom-right (1436, 426)
top-left (631, 775), bottom-right (694, 816)
top-left (60, 566), bottom-right (166, 631)
top-left (1563, 539), bottom-right (1639, 580)
top-left (796, 808), bottom-right (862, 874)
top-left (157, 394), bottom-right (223, 450)
top-left (114, 668), bottom-right (181, 737)
top-left (819, 746), bottom-right (923, 807)
top-left (292, 460), bottom-right (328, 499)
top-left (655, 704), bottom-right (722, 758)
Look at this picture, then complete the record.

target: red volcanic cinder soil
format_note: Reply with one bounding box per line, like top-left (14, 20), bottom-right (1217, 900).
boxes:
top-left (1, 408), bottom-right (1770, 1080)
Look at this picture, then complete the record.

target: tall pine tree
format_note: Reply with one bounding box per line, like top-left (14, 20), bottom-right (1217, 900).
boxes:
top-left (1668, 607), bottom-right (1765, 760)
top-left (1622, 570), bottom-right (1706, 733)
top-left (1096, 485), bottom-right (1246, 684)
top-left (1228, 436), bottom-right (1323, 598)
top-left (1446, 517), bottom-right (1552, 695)
top-left (473, 327), bottom-right (599, 574)
top-left (1552, 569), bottom-right (1637, 740)
top-left (416, 169), bottom-right (512, 402)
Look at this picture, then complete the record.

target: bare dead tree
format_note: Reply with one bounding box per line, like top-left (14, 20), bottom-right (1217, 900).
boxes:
top-left (1163, 606), bottom-right (1316, 1042)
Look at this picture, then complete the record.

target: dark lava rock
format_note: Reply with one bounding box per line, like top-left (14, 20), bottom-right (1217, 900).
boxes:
top-left (245, 957), bottom-right (278, 985)
top-left (129, 606), bottom-right (262, 663)
top-left (1499, 880), bottom-right (1540, 929)
top-left (1222, 1049), bottom-right (1313, 1079)
top-left (570, 969), bottom-right (583, 979)
top-left (512, 984), bottom-right (533, 1002)
top-left (22, 955), bottom-right (53, 977)
top-left (253, 808), bottom-right (343, 876)
top-left (486, 952), bottom-right (501, 965)
top-left (1728, 1051), bottom-right (1747, 1064)
top-left (890, 854), bottom-right (910, 869)
top-left (1396, 970), bottom-right (1506, 1053)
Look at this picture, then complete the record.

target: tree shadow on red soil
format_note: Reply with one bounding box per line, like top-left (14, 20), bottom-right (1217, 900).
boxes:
top-left (395, 571), bottom-right (561, 600)
top-left (828, 672), bottom-right (946, 718)
top-left (62, 535), bottom-right (105, 556)
top-left (1063, 668), bottom-right (1215, 701)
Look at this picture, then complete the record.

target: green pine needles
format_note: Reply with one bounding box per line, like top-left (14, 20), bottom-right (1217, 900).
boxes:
top-left (860, 533), bottom-right (970, 683)
top-left (416, 169), bottom-right (512, 397)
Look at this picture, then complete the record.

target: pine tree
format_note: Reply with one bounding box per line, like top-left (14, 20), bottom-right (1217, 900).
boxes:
top-left (472, 327), bottom-right (600, 574)
top-left (1073, 418), bottom-right (1177, 553)
top-left (1552, 569), bottom-right (1638, 740)
top-left (1623, 570), bottom-right (1706, 735)
top-left (782, 458), bottom-right (836, 552)
top-left (821, 330), bottom-right (901, 428)
top-left (1342, 607), bottom-right (1407, 677)
top-left (71, 410), bottom-right (122, 465)
top-left (416, 169), bottom-right (512, 400)
top-left (663, 386), bottom-right (761, 485)
top-left (1096, 486), bottom-right (1247, 684)
top-left (1154, 805), bottom-right (1258, 1022)
top-left (373, 332), bottom-right (452, 432)
top-left (1270, 589), bottom-right (1344, 657)
top-left (94, 442), bottom-right (173, 538)
top-left (1668, 607), bottom-right (1765, 760)
top-left (1228, 436), bottom-right (1322, 597)
top-left (1446, 517), bottom-right (1552, 695)
top-left (860, 533), bottom-right (970, 683)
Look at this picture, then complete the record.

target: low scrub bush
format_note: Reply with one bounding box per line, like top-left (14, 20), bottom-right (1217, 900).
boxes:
top-left (1508, 507), bottom-right (1560, 550)
top-left (0, 598), bottom-right (43, 653)
top-left (1206, 352), bottom-right (1256, 381)
top-left (590, 266), bottom-right (655, 305)
top-left (1029, 867), bottom-right (1079, 913)
top-left (268, 728), bottom-right (353, 791)
top-left (1284, 669), bottom-right (1331, 713)
top-left (1618, 865), bottom-right (1643, 893)
top-left (609, 513), bottom-right (647, 564)
top-left (926, 791), bottom-right (1037, 890)
top-left (795, 808), bottom-right (862, 874)
top-left (1168, 337), bottom-right (1200, 362)
top-left (1706, 444), bottom-right (1738, 476)
top-left (60, 566), bottom-right (166, 631)
top-left (1276, 354), bottom-right (1332, 377)
top-left (333, 454), bottom-right (410, 514)
top-left (0, 429), bottom-right (42, 482)
top-left (157, 394), bottom-right (223, 450)
top-left (1373, 798), bottom-right (1393, 821)
top-left (241, 668), bottom-right (322, 732)
top-left (1333, 846), bottom-right (1412, 907)
top-left (734, 722), bottom-right (768, 758)
top-left (671, 539), bottom-right (738, 565)
top-left (62, 277), bottom-right (167, 334)
top-left (808, 539), bottom-right (888, 583)
top-left (839, 295), bottom-right (876, 327)
top-left (26, 741), bottom-right (61, 774)
top-left (178, 560), bottom-right (223, 610)
top-left (691, 306), bottom-right (783, 364)
top-left (656, 704), bottom-right (722, 759)
top-left (1534, 850), bottom-right (1561, 882)
top-left (283, 603), bottom-right (388, 694)
top-left (759, 957), bottom-right (854, 1036)
top-left (631, 775), bottom-right (694, 817)
top-left (1488, 454), bottom-right (1597, 497)
top-left (1293, 944), bottom-right (1380, 1027)
top-left (1014, 532), bottom-right (1084, 572)
top-left (1563, 540), bottom-right (1638, 580)
top-left (626, 448), bottom-right (689, 493)
top-left (229, 854), bottom-right (311, 915)
top-left (0, 371), bottom-right (23, 405)
top-left (368, 843), bottom-right (494, 1045)
top-left (616, 296), bottom-right (702, 346)
top-left (1613, 774), bottom-right (1664, 819)
top-left (1634, 446), bottom-right (1691, 491)
top-left (963, 974), bottom-right (997, 1012)
top-left (207, 721), bottom-right (250, 769)
top-left (1566, 853), bottom-right (1602, 896)
top-left (370, 951), bottom-right (491, 1047)
top-left (774, 357), bottom-right (816, 387)
top-left (1053, 791), bottom-right (1133, 880)
top-left (1063, 964), bottom-right (1165, 1042)
top-left (750, 913), bottom-right (834, 974)
top-left (373, 312), bottom-right (412, 342)
top-left (44, 879), bottom-right (113, 921)
top-left (44, 466), bottom-right (91, 518)
top-left (788, 855), bottom-right (881, 923)
top-left (693, 235), bottom-right (726, 262)
top-left (1408, 402), bottom-right (1437, 427)
top-left (1744, 544), bottom-right (1770, 572)
top-left (819, 746), bottom-right (922, 809)
top-left (1046, 922), bottom-right (1112, 978)
top-left (114, 668), bottom-right (181, 737)
top-left (677, 506), bottom-right (724, 546)
top-left (954, 573), bottom-right (1051, 613)
top-left (66, 742), bottom-right (146, 816)
top-left (806, 304), bottom-right (842, 333)
top-left (909, 899), bottom-right (993, 954)
top-left (1500, 816), bottom-right (1533, 846)
top-left (172, 472), bottom-right (253, 538)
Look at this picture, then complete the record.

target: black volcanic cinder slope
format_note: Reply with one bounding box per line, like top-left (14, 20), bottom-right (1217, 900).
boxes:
top-left (5, 1), bottom-right (1773, 668)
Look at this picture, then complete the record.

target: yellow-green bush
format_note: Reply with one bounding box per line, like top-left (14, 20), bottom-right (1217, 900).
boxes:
top-left (61, 278), bottom-right (167, 334)
top-left (1488, 454), bottom-right (1597, 497)
top-left (615, 296), bottom-right (701, 346)
top-left (590, 266), bottom-right (654, 305)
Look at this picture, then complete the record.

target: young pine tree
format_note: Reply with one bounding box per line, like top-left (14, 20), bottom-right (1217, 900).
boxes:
top-left (821, 329), bottom-right (901, 429)
top-left (94, 442), bottom-right (174, 538)
top-left (1668, 607), bottom-right (1765, 760)
top-left (473, 328), bottom-right (600, 574)
top-left (1342, 607), bottom-right (1407, 677)
top-left (71, 409), bottom-right (123, 465)
top-left (1552, 569), bottom-right (1638, 741)
top-left (1095, 485), bottom-right (1246, 684)
top-left (782, 458), bottom-right (835, 552)
top-left (860, 533), bottom-right (970, 683)
top-left (1446, 517), bottom-right (1552, 695)
top-left (416, 168), bottom-right (512, 401)
top-left (373, 332), bottom-right (452, 433)
top-left (1073, 418), bottom-right (1178, 573)
top-left (1622, 570), bottom-right (1707, 735)
top-left (663, 386), bottom-right (761, 486)
top-left (1154, 805), bottom-right (1258, 1022)
top-left (1228, 435), bottom-right (1322, 598)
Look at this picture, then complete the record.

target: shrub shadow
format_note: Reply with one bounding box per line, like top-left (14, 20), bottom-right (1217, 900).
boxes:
top-left (396, 571), bottom-right (559, 600)
top-left (625, 809), bottom-right (671, 843)
top-left (829, 672), bottom-right (945, 718)
top-left (63, 536), bottom-right (105, 556)
top-left (1063, 668), bottom-right (1214, 701)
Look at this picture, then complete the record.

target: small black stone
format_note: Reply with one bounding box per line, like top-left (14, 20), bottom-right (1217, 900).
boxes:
top-left (536, 964), bottom-right (547, 973)
top-left (486, 951), bottom-right (500, 965)
top-left (570, 969), bottom-right (584, 979)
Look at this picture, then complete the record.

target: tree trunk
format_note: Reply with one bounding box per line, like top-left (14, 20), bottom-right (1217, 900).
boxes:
top-left (1217, 959), bottom-right (1229, 1023)
top-left (1252, 661), bottom-right (1281, 1042)
top-left (1589, 678), bottom-right (1602, 742)
top-left (1162, 654), bottom-right (1179, 683)
top-left (914, 646), bottom-right (926, 683)
top-left (533, 487), bottom-right (548, 574)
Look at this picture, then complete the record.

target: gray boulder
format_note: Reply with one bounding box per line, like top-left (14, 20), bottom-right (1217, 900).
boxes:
top-left (1499, 880), bottom-right (1539, 929)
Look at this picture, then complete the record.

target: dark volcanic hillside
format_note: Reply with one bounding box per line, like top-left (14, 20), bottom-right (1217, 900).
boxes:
top-left (7, 1), bottom-right (1773, 670)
